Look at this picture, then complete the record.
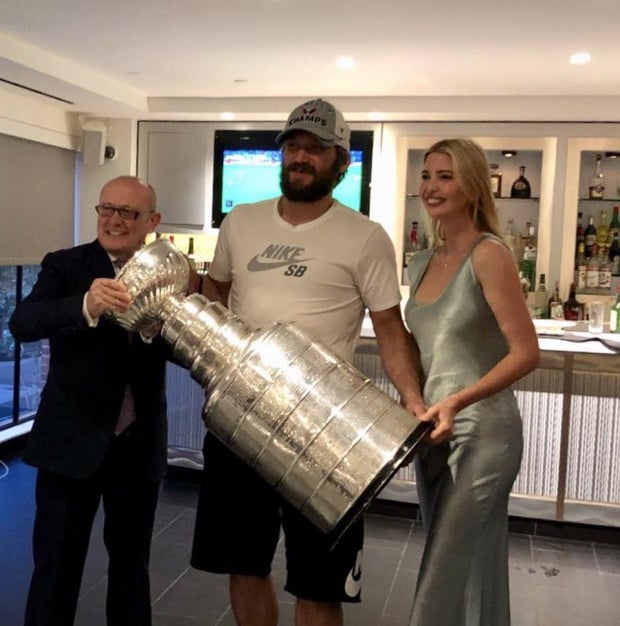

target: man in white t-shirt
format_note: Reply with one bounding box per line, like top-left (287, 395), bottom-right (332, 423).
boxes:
top-left (190, 98), bottom-right (425, 626)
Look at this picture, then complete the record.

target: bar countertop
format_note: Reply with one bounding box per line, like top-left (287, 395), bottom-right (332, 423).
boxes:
top-left (360, 315), bottom-right (620, 355)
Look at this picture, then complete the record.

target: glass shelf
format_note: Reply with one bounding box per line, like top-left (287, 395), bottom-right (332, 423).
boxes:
top-left (575, 288), bottom-right (617, 296)
top-left (406, 194), bottom-right (540, 201)
top-left (496, 197), bottom-right (540, 202)
top-left (578, 197), bottom-right (620, 202)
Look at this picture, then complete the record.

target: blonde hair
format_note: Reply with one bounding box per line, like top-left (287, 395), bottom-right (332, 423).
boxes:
top-left (423, 138), bottom-right (501, 246)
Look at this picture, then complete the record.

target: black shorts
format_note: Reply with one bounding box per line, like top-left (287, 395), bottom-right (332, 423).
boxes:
top-left (190, 433), bottom-right (364, 603)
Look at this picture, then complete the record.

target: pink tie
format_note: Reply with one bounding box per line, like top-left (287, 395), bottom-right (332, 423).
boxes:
top-left (114, 384), bottom-right (135, 435)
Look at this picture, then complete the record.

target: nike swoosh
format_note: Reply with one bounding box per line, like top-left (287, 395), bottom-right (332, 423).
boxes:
top-left (344, 567), bottom-right (362, 598)
top-left (247, 256), bottom-right (312, 272)
top-left (344, 550), bottom-right (363, 598)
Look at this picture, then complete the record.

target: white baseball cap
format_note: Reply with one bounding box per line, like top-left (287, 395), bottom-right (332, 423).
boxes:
top-left (276, 98), bottom-right (351, 152)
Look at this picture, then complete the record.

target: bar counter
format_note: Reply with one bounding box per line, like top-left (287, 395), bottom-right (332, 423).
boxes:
top-left (355, 320), bottom-right (620, 528)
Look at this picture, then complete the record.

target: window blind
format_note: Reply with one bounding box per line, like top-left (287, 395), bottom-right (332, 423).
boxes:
top-left (0, 132), bottom-right (75, 265)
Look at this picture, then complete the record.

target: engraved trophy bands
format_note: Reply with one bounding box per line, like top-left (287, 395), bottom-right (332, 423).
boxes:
top-left (108, 239), bottom-right (429, 542)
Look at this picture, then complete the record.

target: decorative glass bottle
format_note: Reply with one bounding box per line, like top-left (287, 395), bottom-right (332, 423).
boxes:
top-left (588, 153), bottom-right (605, 199)
top-left (563, 283), bottom-right (584, 321)
top-left (609, 233), bottom-right (620, 276)
top-left (584, 216), bottom-right (597, 258)
top-left (489, 164), bottom-right (502, 198)
top-left (609, 205), bottom-right (620, 239)
top-left (510, 165), bottom-right (532, 199)
top-left (610, 286), bottom-right (620, 333)
top-left (409, 221), bottom-right (421, 251)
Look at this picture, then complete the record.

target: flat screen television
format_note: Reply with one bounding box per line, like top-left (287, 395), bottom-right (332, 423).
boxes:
top-left (211, 129), bottom-right (374, 228)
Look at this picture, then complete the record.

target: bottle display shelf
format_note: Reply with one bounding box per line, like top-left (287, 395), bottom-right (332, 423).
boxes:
top-left (578, 197), bottom-right (620, 202)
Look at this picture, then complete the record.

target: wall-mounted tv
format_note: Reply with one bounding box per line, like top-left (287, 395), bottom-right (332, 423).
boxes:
top-left (211, 129), bottom-right (374, 228)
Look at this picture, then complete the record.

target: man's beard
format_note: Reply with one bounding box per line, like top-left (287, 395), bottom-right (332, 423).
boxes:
top-left (280, 161), bottom-right (342, 203)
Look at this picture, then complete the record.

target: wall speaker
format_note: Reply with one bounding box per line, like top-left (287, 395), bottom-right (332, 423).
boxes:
top-left (82, 120), bottom-right (107, 165)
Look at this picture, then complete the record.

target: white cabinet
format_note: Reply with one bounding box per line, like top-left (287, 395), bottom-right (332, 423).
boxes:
top-left (137, 122), bottom-right (212, 229)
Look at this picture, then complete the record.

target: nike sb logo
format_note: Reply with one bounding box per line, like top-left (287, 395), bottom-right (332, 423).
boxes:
top-left (247, 243), bottom-right (312, 272)
top-left (344, 549), bottom-right (363, 598)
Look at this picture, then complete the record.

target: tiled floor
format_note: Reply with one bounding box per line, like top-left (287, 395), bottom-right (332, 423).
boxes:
top-left (1, 454), bottom-right (619, 626)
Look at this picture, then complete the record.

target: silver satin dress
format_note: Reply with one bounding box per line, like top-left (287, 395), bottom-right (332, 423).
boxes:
top-left (404, 235), bottom-right (523, 626)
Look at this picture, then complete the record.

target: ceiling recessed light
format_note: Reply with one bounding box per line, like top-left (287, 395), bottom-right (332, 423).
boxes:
top-left (220, 112), bottom-right (235, 120)
top-left (569, 51), bottom-right (591, 65)
top-left (335, 56), bottom-right (355, 70)
top-left (502, 150), bottom-right (517, 157)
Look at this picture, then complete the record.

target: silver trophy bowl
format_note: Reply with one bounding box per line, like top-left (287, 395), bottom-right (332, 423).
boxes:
top-left (108, 238), bottom-right (190, 332)
top-left (110, 239), bottom-right (428, 541)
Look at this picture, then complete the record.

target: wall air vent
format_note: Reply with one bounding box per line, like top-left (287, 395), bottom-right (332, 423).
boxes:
top-left (0, 77), bottom-right (74, 105)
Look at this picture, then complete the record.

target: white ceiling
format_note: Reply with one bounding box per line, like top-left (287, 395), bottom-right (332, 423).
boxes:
top-left (1, 0), bottom-right (620, 118)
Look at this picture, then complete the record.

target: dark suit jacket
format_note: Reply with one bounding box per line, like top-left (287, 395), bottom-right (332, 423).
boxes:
top-left (9, 239), bottom-right (169, 481)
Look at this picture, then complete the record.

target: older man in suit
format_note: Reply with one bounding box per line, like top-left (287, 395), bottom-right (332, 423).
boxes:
top-left (10, 176), bottom-right (167, 626)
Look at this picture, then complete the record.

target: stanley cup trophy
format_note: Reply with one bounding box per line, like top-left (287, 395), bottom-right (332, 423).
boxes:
top-left (109, 239), bottom-right (429, 543)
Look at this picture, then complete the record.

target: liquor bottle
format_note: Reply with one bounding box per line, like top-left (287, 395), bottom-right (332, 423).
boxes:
top-left (510, 165), bottom-right (532, 198)
top-left (610, 286), bottom-right (620, 333)
top-left (575, 242), bottom-right (587, 289)
top-left (609, 206), bottom-right (620, 240)
top-left (575, 211), bottom-right (585, 266)
top-left (186, 236), bottom-right (197, 271)
top-left (609, 233), bottom-right (620, 276)
top-left (528, 223), bottom-right (537, 250)
top-left (596, 209), bottom-right (609, 248)
top-left (588, 153), bottom-right (605, 199)
top-left (534, 273), bottom-right (547, 317)
top-left (563, 283), bottom-right (584, 321)
top-left (490, 164), bottom-right (502, 198)
top-left (598, 248), bottom-right (612, 290)
top-left (513, 231), bottom-right (524, 264)
top-left (547, 281), bottom-right (563, 319)
top-left (521, 221), bottom-right (536, 250)
top-left (409, 221), bottom-right (421, 251)
top-left (585, 249), bottom-right (601, 289)
top-left (520, 242), bottom-right (536, 292)
top-left (504, 219), bottom-right (516, 258)
top-left (584, 216), bottom-right (597, 258)
top-left (518, 270), bottom-right (530, 297)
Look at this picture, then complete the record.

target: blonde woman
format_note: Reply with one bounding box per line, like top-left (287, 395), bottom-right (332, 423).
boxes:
top-left (405, 138), bottom-right (539, 625)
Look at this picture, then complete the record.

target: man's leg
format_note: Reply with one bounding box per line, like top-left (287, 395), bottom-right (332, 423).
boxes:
top-left (230, 574), bottom-right (278, 626)
top-left (296, 598), bottom-right (343, 626)
top-left (24, 469), bottom-right (100, 626)
top-left (102, 430), bottom-right (160, 626)
top-left (191, 435), bottom-right (281, 626)
top-left (282, 506), bottom-right (364, 626)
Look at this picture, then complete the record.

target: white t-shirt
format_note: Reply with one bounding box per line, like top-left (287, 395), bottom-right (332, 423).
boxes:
top-left (209, 198), bottom-right (401, 361)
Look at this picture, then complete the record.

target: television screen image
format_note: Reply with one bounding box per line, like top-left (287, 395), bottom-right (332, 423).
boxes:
top-left (221, 149), bottom-right (364, 211)
top-left (212, 130), bottom-right (373, 228)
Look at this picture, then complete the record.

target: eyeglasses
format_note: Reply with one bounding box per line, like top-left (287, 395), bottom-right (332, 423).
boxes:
top-left (95, 204), bottom-right (146, 221)
top-left (282, 140), bottom-right (330, 156)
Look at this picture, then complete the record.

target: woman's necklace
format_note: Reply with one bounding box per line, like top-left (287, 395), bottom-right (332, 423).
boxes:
top-left (435, 249), bottom-right (451, 268)
top-left (435, 239), bottom-right (474, 269)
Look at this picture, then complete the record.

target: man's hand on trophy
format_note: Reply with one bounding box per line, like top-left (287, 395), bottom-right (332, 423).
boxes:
top-left (86, 278), bottom-right (132, 319)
